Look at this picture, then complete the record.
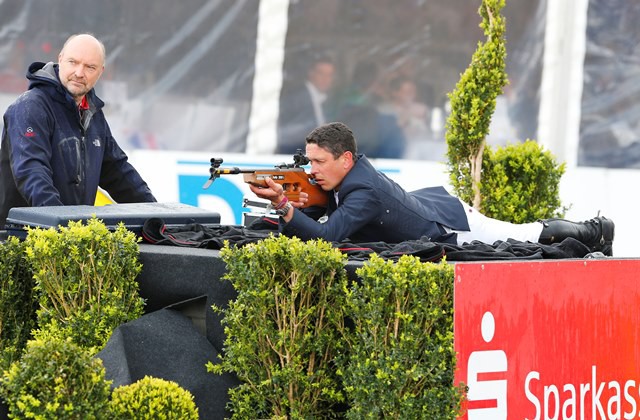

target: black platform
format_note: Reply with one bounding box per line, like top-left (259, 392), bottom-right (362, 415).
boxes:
top-left (4, 202), bottom-right (221, 239)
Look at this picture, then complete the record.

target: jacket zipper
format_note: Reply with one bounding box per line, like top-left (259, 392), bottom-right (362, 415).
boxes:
top-left (75, 136), bottom-right (83, 185)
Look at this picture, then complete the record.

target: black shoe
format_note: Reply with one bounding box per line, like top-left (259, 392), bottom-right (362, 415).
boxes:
top-left (538, 216), bottom-right (615, 256)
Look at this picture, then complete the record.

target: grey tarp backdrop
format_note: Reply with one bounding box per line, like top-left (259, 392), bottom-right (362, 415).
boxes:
top-left (2, 1), bottom-right (639, 166)
top-left (0, 0), bottom-right (545, 159)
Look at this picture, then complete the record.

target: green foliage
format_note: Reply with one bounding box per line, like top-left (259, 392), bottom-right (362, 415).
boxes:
top-left (445, 0), bottom-right (566, 219)
top-left (23, 217), bottom-right (145, 352)
top-left (110, 376), bottom-right (199, 420)
top-left (209, 235), bottom-right (349, 419)
top-left (0, 337), bottom-right (112, 419)
top-left (338, 255), bottom-right (463, 419)
top-left (480, 140), bottom-right (568, 223)
top-left (0, 237), bottom-right (37, 372)
top-left (446, 0), bottom-right (507, 209)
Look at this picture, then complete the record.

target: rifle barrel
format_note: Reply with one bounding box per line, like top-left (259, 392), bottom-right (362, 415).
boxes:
top-left (214, 168), bottom-right (256, 175)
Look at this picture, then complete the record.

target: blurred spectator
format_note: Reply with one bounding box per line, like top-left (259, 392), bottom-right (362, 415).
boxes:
top-left (378, 76), bottom-right (432, 159)
top-left (277, 54), bottom-right (336, 154)
top-left (335, 60), bottom-right (406, 158)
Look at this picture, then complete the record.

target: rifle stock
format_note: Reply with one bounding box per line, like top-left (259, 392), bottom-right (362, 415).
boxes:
top-left (203, 151), bottom-right (328, 208)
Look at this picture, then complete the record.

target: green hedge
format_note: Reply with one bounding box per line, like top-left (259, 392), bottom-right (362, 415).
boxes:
top-left (1, 219), bottom-right (196, 419)
top-left (339, 254), bottom-right (463, 419)
top-left (110, 376), bottom-right (199, 419)
top-left (0, 237), bottom-right (37, 372)
top-left (480, 140), bottom-right (567, 223)
top-left (23, 218), bottom-right (146, 352)
top-left (2, 223), bottom-right (464, 418)
top-left (0, 337), bottom-right (112, 420)
top-left (209, 235), bottom-right (349, 419)
top-left (210, 235), bottom-right (463, 419)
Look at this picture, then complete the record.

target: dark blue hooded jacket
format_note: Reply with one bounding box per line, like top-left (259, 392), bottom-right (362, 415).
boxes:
top-left (0, 62), bottom-right (156, 228)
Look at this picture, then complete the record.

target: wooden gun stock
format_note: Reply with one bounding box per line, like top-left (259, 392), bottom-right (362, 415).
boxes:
top-left (203, 151), bottom-right (328, 208)
top-left (242, 170), bottom-right (327, 208)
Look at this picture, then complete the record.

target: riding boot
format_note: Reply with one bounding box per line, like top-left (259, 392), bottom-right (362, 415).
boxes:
top-left (538, 216), bottom-right (615, 256)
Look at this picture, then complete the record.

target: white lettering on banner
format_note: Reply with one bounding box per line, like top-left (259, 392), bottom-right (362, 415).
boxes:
top-left (467, 312), bottom-right (507, 420)
top-left (524, 366), bottom-right (640, 420)
top-left (624, 381), bottom-right (638, 420)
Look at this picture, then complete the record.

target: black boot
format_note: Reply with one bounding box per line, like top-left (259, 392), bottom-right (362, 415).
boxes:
top-left (538, 216), bottom-right (615, 256)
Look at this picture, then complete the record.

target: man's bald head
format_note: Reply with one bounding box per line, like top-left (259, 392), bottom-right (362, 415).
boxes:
top-left (57, 34), bottom-right (106, 104)
top-left (60, 34), bottom-right (106, 64)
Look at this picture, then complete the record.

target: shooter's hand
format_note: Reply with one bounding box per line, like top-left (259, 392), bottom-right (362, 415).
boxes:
top-left (248, 177), bottom-right (308, 208)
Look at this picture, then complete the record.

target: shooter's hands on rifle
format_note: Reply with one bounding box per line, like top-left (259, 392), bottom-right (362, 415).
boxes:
top-left (249, 176), bottom-right (308, 208)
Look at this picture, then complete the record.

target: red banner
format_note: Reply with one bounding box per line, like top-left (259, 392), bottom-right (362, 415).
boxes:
top-left (454, 259), bottom-right (640, 420)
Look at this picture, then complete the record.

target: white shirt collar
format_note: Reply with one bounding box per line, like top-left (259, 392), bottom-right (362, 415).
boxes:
top-left (306, 81), bottom-right (327, 124)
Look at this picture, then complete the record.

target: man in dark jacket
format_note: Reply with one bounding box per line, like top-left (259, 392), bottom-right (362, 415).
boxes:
top-left (277, 55), bottom-right (336, 155)
top-left (0, 33), bottom-right (156, 229)
top-left (249, 122), bottom-right (615, 255)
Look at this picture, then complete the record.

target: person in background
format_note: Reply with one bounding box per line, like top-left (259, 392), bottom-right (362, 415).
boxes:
top-left (335, 61), bottom-right (406, 159)
top-left (249, 122), bottom-right (615, 256)
top-left (277, 55), bottom-right (336, 155)
top-left (0, 33), bottom-right (156, 229)
top-left (378, 76), bottom-right (432, 159)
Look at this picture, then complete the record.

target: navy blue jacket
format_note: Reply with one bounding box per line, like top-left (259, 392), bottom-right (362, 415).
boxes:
top-left (282, 155), bottom-right (469, 243)
top-left (0, 62), bottom-right (156, 228)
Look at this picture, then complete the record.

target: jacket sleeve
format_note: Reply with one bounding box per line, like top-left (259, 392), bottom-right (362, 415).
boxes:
top-left (99, 124), bottom-right (156, 203)
top-left (281, 185), bottom-right (381, 241)
top-left (4, 93), bottom-right (64, 207)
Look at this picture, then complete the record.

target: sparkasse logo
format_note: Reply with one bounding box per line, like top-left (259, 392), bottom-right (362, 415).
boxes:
top-left (466, 311), bottom-right (507, 419)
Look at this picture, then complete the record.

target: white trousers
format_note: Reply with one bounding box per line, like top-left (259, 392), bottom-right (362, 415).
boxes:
top-left (445, 200), bottom-right (544, 246)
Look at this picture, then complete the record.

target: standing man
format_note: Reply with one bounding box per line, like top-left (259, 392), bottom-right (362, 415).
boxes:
top-left (0, 33), bottom-right (156, 229)
top-left (276, 55), bottom-right (336, 155)
top-left (250, 122), bottom-right (615, 256)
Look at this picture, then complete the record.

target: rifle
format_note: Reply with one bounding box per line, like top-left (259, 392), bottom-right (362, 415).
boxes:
top-left (202, 150), bottom-right (328, 208)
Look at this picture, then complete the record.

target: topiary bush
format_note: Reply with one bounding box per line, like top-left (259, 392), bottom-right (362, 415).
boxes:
top-left (480, 140), bottom-right (568, 223)
top-left (445, 0), bottom-right (567, 220)
top-left (446, 0), bottom-right (507, 210)
top-left (0, 337), bottom-right (112, 419)
top-left (0, 237), bottom-right (37, 372)
top-left (208, 234), bottom-right (349, 419)
top-left (337, 254), bottom-right (463, 419)
top-left (23, 217), bottom-right (145, 353)
top-left (110, 376), bottom-right (198, 420)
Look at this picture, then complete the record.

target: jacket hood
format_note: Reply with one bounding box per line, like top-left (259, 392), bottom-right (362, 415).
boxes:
top-left (27, 61), bottom-right (61, 90)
